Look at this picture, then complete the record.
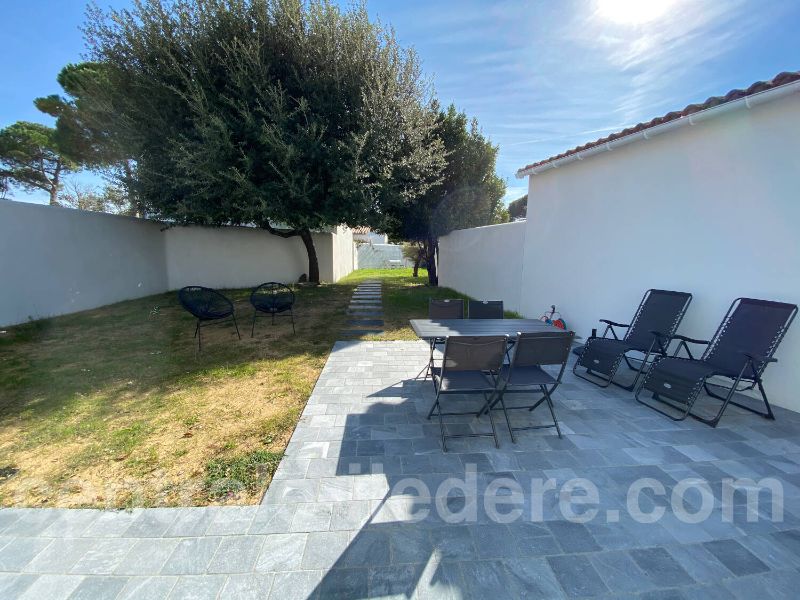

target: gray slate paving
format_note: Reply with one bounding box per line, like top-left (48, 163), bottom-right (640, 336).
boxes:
top-left (3, 340), bottom-right (800, 598)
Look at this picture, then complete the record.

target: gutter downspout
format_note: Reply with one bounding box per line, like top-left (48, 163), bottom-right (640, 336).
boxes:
top-left (516, 79), bottom-right (800, 179)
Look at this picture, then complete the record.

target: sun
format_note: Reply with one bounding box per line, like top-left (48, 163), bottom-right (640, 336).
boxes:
top-left (596, 0), bottom-right (677, 25)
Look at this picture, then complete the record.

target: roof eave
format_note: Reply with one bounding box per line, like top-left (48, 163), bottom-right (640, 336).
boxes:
top-left (516, 78), bottom-right (800, 179)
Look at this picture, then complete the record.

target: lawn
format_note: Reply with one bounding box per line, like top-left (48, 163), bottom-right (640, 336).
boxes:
top-left (0, 268), bottom-right (483, 508)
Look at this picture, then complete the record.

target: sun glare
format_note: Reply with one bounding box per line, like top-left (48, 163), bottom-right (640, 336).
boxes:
top-left (596, 0), bottom-right (677, 25)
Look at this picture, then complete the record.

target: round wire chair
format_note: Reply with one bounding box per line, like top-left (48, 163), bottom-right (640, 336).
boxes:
top-left (177, 286), bottom-right (241, 351)
top-left (250, 282), bottom-right (296, 335)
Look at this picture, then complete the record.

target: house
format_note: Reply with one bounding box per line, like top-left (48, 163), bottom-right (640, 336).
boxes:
top-left (439, 70), bottom-right (800, 411)
top-left (351, 226), bottom-right (388, 245)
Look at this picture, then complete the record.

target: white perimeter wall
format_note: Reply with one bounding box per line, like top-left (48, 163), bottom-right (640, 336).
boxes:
top-left (439, 221), bottom-right (526, 313)
top-left (440, 92), bottom-right (800, 411)
top-left (0, 201), bottom-right (168, 326)
top-left (0, 200), bottom-right (356, 326)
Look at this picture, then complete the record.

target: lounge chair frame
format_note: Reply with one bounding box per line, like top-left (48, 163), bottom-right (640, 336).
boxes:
top-left (574, 289), bottom-right (692, 390)
top-left (635, 298), bottom-right (797, 427)
top-left (250, 282), bottom-right (296, 336)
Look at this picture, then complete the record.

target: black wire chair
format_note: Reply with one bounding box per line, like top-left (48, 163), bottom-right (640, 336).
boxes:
top-left (574, 289), bottom-right (692, 390)
top-left (250, 282), bottom-right (296, 336)
top-left (635, 298), bottom-right (797, 427)
top-left (178, 286), bottom-right (241, 351)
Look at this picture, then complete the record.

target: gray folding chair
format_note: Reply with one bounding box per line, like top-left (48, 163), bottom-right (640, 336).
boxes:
top-left (468, 300), bottom-right (504, 319)
top-left (422, 299), bottom-right (465, 379)
top-left (483, 330), bottom-right (575, 440)
top-left (427, 335), bottom-right (509, 451)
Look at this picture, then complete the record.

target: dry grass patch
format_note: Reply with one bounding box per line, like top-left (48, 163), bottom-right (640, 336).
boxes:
top-left (0, 283), bottom-right (352, 507)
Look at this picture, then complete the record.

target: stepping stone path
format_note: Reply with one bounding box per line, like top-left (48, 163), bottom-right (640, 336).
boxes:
top-left (341, 280), bottom-right (384, 337)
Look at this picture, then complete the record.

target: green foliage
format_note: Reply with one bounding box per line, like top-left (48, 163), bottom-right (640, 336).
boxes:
top-left (59, 180), bottom-right (134, 214)
top-left (0, 121), bottom-right (74, 204)
top-left (83, 0), bottom-right (445, 281)
top-left (204, 450), bottom-right (283, 499)
top-left (381, 103), bottom-right (506, 284)
top-left (508, 194), bottom-right (527, 219)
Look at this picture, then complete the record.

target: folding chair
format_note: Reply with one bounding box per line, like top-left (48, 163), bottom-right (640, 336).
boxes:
top-left (574, 289), bottom-right (692, 390)
top-left (421, 299), bottom-right (464, 380)
top-left (482, 331), bottom-right (575, 440)
top-left (636, 298), bottom-right (797, 427)
top-left (178, 286), bottom-right (241, 352)
top-left (427, 335), bottom-right (509, 451)
top-left (468, 300), bottom-right (504, 319)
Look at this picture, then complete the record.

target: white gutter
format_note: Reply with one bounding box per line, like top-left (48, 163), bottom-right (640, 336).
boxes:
top-left (515, 79), bottom-right (800, 179)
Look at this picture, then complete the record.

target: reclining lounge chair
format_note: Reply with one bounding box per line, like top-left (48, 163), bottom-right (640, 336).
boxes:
top-left (635, 298), bottom-right (797, 427)
top-left (574, 289), bottom-right (692, 390)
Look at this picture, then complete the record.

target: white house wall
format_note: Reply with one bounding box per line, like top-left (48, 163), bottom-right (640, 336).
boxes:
top-left (519, 93), bottom-right (800, 411)
top-left (438, 91), bottom-right (800, 411)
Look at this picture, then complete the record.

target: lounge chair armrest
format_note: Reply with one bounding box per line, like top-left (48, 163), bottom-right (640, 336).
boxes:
top-left (600, 319), bottom-right (629, 328)
top-left (741, 351), bottom-right (777, 365)
top-left (671, 334), bottom-right (710, 345)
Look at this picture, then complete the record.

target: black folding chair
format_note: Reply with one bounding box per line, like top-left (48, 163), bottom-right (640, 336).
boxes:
top-left (574, 289), bottom-right (692, 390)
top-left (636, 298), bottom-right (797, 427)
top-left (483, 331), bottom-right (575, 441)
top-left (421, 299), bottom-right (465, 380)
top-left (250, 282), bottom-right (296, 335)
top-left (427, 335), bottom-right (509, 452)
top-left (178, 286), bottom-right (241, 351)
top-left (468, 300), bottom-right (504, 319)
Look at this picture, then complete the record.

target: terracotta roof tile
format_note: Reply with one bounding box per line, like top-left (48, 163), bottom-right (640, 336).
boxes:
top-left (518, 70), bottom-right (800, 175)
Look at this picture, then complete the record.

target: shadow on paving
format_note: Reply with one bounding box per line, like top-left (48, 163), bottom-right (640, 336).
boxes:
top-left (305, 343), bottom-right (800, 599)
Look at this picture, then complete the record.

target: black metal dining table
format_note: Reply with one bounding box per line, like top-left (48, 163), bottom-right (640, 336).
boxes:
top-left (410, 318), bottom-right (576, 340)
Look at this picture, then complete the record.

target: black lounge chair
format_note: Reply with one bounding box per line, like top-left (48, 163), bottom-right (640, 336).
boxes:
top-left (250, 282), bottom-right (296, 335)
top-left (178, 286), bottom-right (241, 351)
top-left (574, 289), bottom-right (692, 390)
top-left (635, 298), bottom-right (797, 427)
top-left (427, 335), bottom-right (509, 451)
top-left (468, 300), bottom-right (504, 319)
top-left (482, 330), bottom-right (575, 440)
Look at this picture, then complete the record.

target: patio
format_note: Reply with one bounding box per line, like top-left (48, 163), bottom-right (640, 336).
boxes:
top-left (2, 339), bottom-right (800, 598)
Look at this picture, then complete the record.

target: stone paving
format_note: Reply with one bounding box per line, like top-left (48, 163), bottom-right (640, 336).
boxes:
top-left (341, 280), bottom-right (384, 338)
top-left (2, 340), bottom-right (800, 598)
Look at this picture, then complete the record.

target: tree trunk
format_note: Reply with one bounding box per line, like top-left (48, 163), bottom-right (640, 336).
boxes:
top-left (424, 237), bottom-right (438, 286)
top-left (299, 229), bottom-right (320, 283)
top-left (49, 160), bottom-right (62, 206)
top-left (412, 253), bottom-right (421, 278)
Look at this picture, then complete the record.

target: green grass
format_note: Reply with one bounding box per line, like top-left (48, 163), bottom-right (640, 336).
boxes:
top-left (204, 450), bottom-right (284, 500)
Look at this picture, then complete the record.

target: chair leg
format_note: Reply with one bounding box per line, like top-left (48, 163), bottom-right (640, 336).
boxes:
top-left (484, 392), bottom-right (500, 449)
top-left (496, 391), bottom-right (516, 444)
top-left (194, 321), bottom-right (199, 338)
top-left (290, 309), bottom-right (296, 334)
top-left (432, 392), bottom-right (447, 452)
top-left (757, 379), bottom-right (776, 420)
top-left (232, 314), bottom-right (241, 340)
top-left (542, 385), bottom-right (562, 438)
top-left (197, 322), bottom-right (202, 352)
top-left (251, 311), bottom-right (258, 338)
top-left (271, 311), bottom-right (275, 326)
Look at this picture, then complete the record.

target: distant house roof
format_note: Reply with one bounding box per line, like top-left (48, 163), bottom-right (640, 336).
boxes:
top-left (517, 70), bottom-right (800, 177)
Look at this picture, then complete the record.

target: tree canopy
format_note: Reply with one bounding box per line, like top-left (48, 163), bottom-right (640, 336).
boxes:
top-left (82, 0), bottom-right (444, 282)
top-left (508, 193), bottom-right (527, 219)
top-left (382, 103), bottom-right (506, 285)
top-left (0, 121), bottom-right (74, 205)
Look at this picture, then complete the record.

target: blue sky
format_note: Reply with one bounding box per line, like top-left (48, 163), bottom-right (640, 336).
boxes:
top-left (2, 0), bottom-right (799, 205)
